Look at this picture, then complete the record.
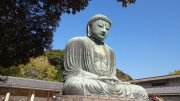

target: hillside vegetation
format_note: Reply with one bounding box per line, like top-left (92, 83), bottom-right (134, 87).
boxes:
top-left (116, 68), bottom-right (132, 81)
top-left (0, 49), bottom-right (132, 82)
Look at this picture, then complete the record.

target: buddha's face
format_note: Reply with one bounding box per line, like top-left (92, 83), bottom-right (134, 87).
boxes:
top-left (90, 19), bottom-right (110, 41)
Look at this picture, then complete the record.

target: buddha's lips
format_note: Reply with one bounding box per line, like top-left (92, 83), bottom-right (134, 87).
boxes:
top-left (100, 33), bottom-right (106, 36)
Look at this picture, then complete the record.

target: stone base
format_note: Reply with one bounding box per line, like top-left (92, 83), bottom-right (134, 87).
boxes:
top-left (56, 95), bottom-right (149, 101)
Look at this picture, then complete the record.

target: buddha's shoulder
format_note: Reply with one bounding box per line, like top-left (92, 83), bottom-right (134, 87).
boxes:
top-left (104, 44), bottom-right (115, 55)
top-left (68, 36), bottom-right (89, 43)
top-left (104, 44), bottom-right (113, 50)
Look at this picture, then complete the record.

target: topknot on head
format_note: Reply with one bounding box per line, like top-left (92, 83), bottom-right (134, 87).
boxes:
top-left (88, 14), bottom-right (112, 26)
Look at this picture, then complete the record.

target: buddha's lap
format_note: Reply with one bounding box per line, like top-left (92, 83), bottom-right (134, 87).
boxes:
top-left (63, 76), bottom-right (146, 94)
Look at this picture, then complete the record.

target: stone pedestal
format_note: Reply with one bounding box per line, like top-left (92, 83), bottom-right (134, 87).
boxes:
top-left (56, 95), bottom-right (149, 101)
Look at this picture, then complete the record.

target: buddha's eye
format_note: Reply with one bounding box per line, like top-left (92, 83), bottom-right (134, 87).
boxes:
top-left (98, 24), bottom-right (103, 28)
top-left (106, 27), bottom-right (109, 30)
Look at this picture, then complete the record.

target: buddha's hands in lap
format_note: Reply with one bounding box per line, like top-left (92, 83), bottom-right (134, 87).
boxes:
top-left (110, 76), bottom-right (131, 85)
top-left (98, 76), bottom-right (120, 84)
top-left (78, 69), bottom-right (99, 79)
top-left (98, 76), bottom-right (130, 85)
top-left (78, 70), bottom-right (130, 85)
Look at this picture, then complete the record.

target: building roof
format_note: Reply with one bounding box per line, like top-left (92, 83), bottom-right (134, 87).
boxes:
top-left (145, 86), bottom-right (180, 95)
top-left (130, 74), bottom-right (180, 83)
top-left (0, 76), bottom-right (63, 91)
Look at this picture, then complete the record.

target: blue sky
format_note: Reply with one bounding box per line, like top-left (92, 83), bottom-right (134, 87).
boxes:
top-left (52, 0), bottom-right (180, 79)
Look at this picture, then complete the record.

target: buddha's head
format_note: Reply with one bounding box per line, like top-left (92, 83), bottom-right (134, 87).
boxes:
top-left (87, 14), bottom-right (111, 41)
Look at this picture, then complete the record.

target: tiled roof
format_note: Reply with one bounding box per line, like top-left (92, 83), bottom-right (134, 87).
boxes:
top-left (145, 86), bottom-right (180, 95)
top-left (0, 76), bottom-right (63, 91)
top-left (130, 74), bottom-right (180, 83)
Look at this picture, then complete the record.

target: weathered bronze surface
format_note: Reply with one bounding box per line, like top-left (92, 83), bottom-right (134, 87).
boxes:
top-left (62, 14), bottom-right (149, 100)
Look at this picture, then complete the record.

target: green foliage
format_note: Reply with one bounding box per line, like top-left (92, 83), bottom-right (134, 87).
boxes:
top-left (53, 65), bottom-right (63, 82)
top-left (0, 50), bottom-right (64, 82)
top-left (0, 0), bottom-right (135, 68)
top-left (45, 49), bottom-right (64, 82)
top-left (116, 68), bottom-right (133, 81)
top-left (0, 65), bottom-right (22, 77)
top-left (169, 70), bottom-right (180, 75)
top-left (117, 0), bottom-right (136, 7)
top-left (45, 50), bottom-right (64, 66)
top-left (21, 56), bottom-right (57, 80)
top-left (0, 56), bottom-right (57, 81)
top-left (0, 0), bottom-right (91, 67)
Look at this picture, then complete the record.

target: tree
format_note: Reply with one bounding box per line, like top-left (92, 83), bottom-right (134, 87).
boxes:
top-left (22, 56), bottom-right (57, 80)
top-left (0, 56), bottom-right (57, 81)
top-left (0, 0), bottom-right (91, 67)
top-left (117, 0), bottom-right (136, 7)
top-left (45, 49), bottom-right (64, 82)
top-left (0, 0), bottom-right (136, 68)
top-left (169, 70), bottom-right (180, 75)
top-left (45, 50), bottom-right (64, 66)
top-left (0, 66), bottom-right (22, 77)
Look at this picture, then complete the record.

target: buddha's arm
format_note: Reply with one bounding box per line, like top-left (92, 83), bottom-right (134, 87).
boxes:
top-left (78, 69), bottom-right (99, 79)
top-left (64, 37), bottom-right (100, 80)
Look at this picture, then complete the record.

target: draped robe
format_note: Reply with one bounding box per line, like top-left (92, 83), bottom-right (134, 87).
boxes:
top-left (63, 37), bottom-right (148, 100)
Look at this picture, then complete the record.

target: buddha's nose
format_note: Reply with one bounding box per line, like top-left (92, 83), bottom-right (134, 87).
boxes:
top-left (102, 28), bottom-right (106, 34)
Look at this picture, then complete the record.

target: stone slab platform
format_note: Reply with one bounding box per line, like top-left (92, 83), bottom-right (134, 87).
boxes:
top-left (56, 95), bottom-right (149, 101)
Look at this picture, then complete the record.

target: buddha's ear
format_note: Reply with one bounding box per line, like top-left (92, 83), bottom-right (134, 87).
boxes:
top-left (87, 24), bottom-right (91, 37)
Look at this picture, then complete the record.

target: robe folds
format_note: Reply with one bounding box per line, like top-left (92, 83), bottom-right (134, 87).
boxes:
top-left (63, 37), bottom-right (148, 100)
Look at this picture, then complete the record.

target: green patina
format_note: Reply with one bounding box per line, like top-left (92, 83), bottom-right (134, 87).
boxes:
top-left (62, 14), bottom-right (149, 100)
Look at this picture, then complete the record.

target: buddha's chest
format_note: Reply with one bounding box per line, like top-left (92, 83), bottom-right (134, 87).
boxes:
top-left (94, 45), bottom-right (107, 59)
top-left (93, 45), bottom-right (109, 75)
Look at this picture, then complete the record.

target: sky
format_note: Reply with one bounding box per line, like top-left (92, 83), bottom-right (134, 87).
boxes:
top-left (52, 0), bottom-right (180, 80)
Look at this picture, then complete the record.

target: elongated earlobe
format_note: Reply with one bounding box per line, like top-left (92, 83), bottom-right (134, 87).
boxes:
top-left (87, 25), bottom-right (91, 37)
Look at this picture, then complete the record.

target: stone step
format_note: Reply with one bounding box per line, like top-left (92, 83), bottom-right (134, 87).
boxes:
top-left (56, 95), bottom-right (149, 101)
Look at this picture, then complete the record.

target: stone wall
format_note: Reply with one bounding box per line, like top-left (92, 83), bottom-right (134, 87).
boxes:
top-left (56, 95), bottom-right (149, 101)
top-left (168, 78), bottom-right (180, 86)
top-left (162, 96), bottom-right (180, 101)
